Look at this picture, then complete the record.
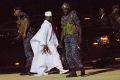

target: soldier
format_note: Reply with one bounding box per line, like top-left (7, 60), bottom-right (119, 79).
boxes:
top-left (99, 8), bottom-right (110, 28)
top-left (59, 3), bottom-right (85, 77)
top-left (109, 5), bottom-right (120, 30)
top-left (109, 5), bottom-right (120, 42)
top-left (14, 7), bottom-right (34, 75)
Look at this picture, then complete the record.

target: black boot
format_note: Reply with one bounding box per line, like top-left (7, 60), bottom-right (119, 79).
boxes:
top-left (20, 67), bottom-right (28, 75)
top-left (66, 68), bottom-right (77, 78)
top-left (26, 67), bottom-right (35, 76)
top-left (80, 68), bottom-right (85, 77)
top-left (20, 67), bottom-right (33, 76)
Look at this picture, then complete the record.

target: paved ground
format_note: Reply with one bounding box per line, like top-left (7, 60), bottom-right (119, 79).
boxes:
top-left (0, 68), bottom-right (120, 80)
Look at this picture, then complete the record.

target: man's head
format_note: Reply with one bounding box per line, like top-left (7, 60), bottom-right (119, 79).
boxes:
top-left (14, 7), bottom-right (22, 17)
top-left (45, 11), bottom-right (52, 22)
top-left (112, 5), bottom-right (119, 13)
top-left (61, 3), bottom-right (70, 15)
top-left (99, 8), bottom-right (105, 16)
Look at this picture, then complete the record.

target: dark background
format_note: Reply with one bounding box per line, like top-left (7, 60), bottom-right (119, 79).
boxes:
top-left (0, 0), bottom-right (120, 70)
top-left (0, 0), bottom-right (120, 28)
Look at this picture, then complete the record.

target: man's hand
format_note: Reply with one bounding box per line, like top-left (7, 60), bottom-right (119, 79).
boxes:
top-left (42, 45), bottom-right (51, 54)
top-left (59, 31), bottom-right (64, 49)
top-left (23, 33), bottom-right (27, 39)
top-left (16, 33), bottom-right (22, 40)
top-left (16, 36), bottom-right (21, 40)
top-left (59, 42), bottom-right (63, 48)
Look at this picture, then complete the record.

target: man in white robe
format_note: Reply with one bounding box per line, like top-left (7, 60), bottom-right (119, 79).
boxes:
top-left (30, 11), bottom-right (68, 76)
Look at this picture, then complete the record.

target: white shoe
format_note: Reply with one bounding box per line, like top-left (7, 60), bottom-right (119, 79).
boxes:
top-left (60, 69), bottom-right (69, 74)
top-left (34, 73), bottom-right (48, 76)
top-left (43, 73), bottom-right (48, 76)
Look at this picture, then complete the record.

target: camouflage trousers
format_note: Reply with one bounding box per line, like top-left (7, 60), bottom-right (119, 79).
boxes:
top-left (23, 33), bottom-right (33, 69)
top-left (65, 42), bottom-right (83, 69)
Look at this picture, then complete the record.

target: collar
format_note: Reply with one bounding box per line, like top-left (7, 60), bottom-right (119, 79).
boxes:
top-left (44, 20), bottom-right (51, 24)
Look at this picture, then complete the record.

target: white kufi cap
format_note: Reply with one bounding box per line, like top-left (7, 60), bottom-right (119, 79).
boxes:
top-left (45, 11), bottom-right (52, 16)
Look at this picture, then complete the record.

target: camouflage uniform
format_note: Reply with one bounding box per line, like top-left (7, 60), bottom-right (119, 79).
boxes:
top-left (61, 11), bottom-right (83, 69)
top-left (17, 12), bottom-right (33, 69)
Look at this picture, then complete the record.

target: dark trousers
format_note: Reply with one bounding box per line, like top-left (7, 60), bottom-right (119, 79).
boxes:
top-left (23, 33), bottom-right (33, 70)
top-left (65, 42), bottom-right (83, 69)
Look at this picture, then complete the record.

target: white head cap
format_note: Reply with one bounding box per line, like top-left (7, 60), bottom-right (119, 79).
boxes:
top-left (45, 11), bottom-right (52, 16)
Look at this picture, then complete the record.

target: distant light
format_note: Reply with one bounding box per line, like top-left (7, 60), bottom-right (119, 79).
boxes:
top-left (100, 36), bottom-right (108, 41)
top-left (93, 42), bottom-right (99, 46)
top-left (84, 17), bottom-right (91, 20)
top-left (100, 35), bottom-right (109, 44)
top-left (115, 58), bottom-right (120, 61)
top-left (15, 62), bottom-right (20, 66)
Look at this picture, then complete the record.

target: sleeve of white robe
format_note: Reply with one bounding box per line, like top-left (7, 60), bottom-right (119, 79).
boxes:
top-left (31, 23), bottom-right (50, 46)
top-left (30, 22), bottom-right (51, 56)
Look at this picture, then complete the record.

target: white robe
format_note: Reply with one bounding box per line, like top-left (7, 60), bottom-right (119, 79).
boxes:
top-left (30, 20), bottom-right (63, 74)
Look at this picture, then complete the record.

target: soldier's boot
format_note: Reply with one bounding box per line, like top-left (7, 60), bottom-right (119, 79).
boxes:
top-left (66, 68), bottom-right (77, 78)
top-left (80, 67), bottom-right (85, 77)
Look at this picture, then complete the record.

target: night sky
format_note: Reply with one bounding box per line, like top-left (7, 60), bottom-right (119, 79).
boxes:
top-left (0, 0), bottom-right (119, 26)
